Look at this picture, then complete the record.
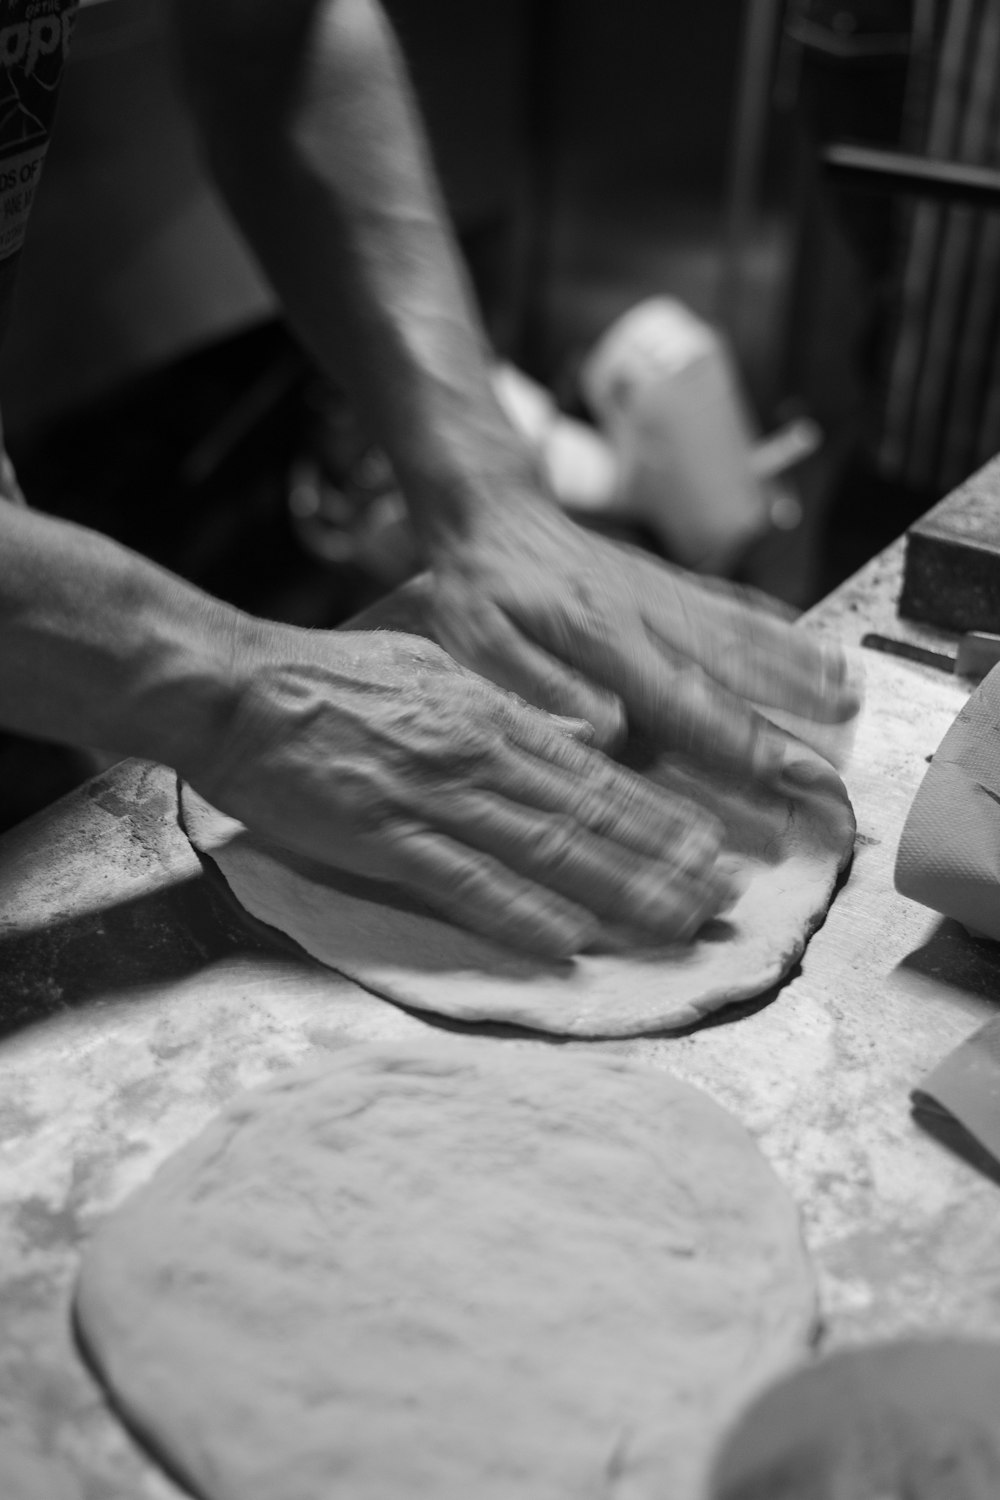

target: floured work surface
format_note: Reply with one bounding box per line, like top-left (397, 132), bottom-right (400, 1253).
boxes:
top-left (12, 654), bottom-right (1000, 1499)
top-left (181, 747), bottom-right (855, 1038)
top-left (76, 1038), bottom-right (817, 1500)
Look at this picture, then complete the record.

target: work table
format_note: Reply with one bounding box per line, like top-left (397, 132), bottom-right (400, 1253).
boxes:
top-left (4, 470), bottom-right (1000, 1496)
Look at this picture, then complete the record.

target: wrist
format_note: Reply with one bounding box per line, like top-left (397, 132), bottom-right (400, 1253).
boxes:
top-left (0, 509), bottom-right (263, 775)
top-left (395, 406), bottom-right (548, 557)
top-left (168, 623), bottom-right (356, 813)
top-left (116, 589), bottom-right (260, 787)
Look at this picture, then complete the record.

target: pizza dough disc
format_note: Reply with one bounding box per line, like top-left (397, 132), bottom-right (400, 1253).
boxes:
top-left (75, 1038), bottom-right (817, 1500)
top-left (180, 747), bottom-right (855, 1038)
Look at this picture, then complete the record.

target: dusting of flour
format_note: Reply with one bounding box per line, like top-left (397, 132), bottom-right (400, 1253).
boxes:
top-left (76, 1038), bottom-right (816, 1500)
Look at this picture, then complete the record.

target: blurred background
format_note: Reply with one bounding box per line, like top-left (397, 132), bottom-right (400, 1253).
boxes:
top-left (4, 0), bottom-right (999, 704)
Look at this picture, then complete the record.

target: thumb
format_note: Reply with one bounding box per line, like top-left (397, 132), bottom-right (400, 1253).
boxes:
top-left (548, 714), bottom-right (598, 746)
top-left (439, 605), bottom-right (627, 753)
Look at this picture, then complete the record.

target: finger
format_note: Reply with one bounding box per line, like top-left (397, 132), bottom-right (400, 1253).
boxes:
top-left (440, 601), bottom-right (627, 752)
top-left (650, 612), bottom-right (859, 726)
top-left (423, 790), bottom-right (733, 942)
top-left (385, 824), bottom-right (598, 958)
top-left (480, 710), bottom-right (725, 860)
top-left (500, 557), bottom-right (851, 756)
top-left (610, 543), bottom-right (857, 721)
top-left (555, 626), bottom-right (804, 779)
top-left (684, 570), bottom-right (799, 619)
top-left (641, 571), bottom-right (859, 724)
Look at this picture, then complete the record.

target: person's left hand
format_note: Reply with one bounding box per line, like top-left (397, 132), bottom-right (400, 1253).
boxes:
top-left (427, 488), bottom-right (859, 779)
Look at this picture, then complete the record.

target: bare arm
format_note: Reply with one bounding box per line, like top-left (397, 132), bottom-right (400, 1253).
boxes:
top-left (167, 0), bottom-right (516, 548)
top-left (168, 0), bottom-right (860, 766)
top-left (0, 503), bottom-right (243, 765)
top-left (0, 503), bottom-right (731, 955)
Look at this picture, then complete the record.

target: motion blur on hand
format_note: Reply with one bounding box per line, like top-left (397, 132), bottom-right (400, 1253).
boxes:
top-left (189, 629), bottom-right (737, 958)
top-left (428, 493), bottom-right (859, 777)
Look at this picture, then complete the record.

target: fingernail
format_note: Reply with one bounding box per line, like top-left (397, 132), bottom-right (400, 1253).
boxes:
top-left (712, 861), bottom-right (746, 913)
top-left (818, 641), bottom-right (847, 683)
top-left (781, 758), bottom-right (826, 789)
top-left (840, 658), bottom-right (865, 717)
top-left (821, 643), bottom-right (864, 718)
top-left (673, 822), bottom-right (723, 877)
top-left (520, 909), bottom-right (597, 961)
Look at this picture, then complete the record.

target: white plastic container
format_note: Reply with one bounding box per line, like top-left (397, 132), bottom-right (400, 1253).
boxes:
top-left (580, 297), bottom-right (774, 574)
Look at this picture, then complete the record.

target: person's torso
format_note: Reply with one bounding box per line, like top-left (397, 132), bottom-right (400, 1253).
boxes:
top-left (0, 0), bottom-right (77, 502)
top-left (0, 0), bottom-right (78, 346)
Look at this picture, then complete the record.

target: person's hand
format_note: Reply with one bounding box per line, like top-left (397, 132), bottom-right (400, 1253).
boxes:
top-left (427, 491), bottom-right (859, 773)
top-left (188, 629), bottom-right (733, 958)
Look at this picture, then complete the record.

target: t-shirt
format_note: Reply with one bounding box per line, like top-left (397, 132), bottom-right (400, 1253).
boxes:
top-left (0, 0), bottom-right (77, 501)
top-left (0, 0), bottom-right (78, 338)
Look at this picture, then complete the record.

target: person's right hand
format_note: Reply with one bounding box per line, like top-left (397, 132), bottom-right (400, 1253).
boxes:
top-left (187, 629), bottom-right (733, 959)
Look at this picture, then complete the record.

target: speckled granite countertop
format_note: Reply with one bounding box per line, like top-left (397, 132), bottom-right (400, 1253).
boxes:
top-left (5, 471), bottom-right (1000, 1497)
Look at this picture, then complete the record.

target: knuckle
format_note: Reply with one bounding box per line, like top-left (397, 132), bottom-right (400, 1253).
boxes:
top-left (385, 690), bottom-right (497, 774)
top-left (396, 634), bottom-right (452, 671)
top-left (573, 777), bottom-right (634, 838)
top-left (674, 658), bottom-right (715, 699)
top-left (573, 766), bottom-right (664, 840)
top-left (439, 855), bottom-right (492, 907)
top-left (454, 715), bottom-right (500, 767)
top-left (343, 769), bottom-right (395, 831)
top-left (534, 814), bottom-right (582, 870)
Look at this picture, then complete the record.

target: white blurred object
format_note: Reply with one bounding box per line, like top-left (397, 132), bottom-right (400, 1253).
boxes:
top-left (293, 318), bottom-right (821, 586)
top-left (492, 363), bottom-right (618, 512)
top-left (580, 297), bottom-right (810, 574)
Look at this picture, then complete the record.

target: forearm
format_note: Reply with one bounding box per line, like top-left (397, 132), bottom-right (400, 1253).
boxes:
top-left (0, 505), bottom-right (250, 773)
top-left (169, 0), bottom-right (536, 549)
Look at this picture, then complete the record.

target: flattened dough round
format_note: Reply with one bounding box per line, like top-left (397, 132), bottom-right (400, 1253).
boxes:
top-left (75, 1039), bottom-right (817, 1500)
top-left (180, 747), bottom-right (855, 1038)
